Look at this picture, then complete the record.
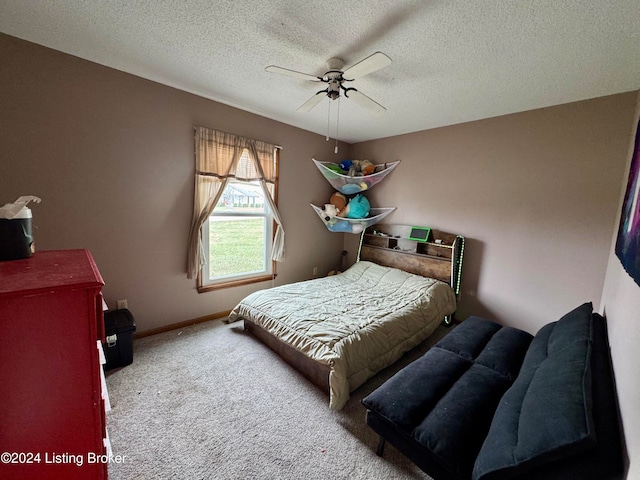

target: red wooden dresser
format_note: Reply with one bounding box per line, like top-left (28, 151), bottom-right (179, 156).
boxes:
top-left (0, 250), bottom-right (109, 479)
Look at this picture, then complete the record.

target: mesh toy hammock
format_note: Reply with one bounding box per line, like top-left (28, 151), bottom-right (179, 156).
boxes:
top-left (312, 159), bottom-right (400, 195)
top-left (310, 205), bottom-right (396, 234)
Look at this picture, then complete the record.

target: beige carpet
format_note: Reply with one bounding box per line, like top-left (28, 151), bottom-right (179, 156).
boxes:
top-left (105, 318), bottom-right (449, 479)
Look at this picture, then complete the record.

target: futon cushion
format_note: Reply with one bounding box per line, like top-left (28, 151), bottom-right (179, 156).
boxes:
top-left (472, 303), bottom-right (595, 480)
top-left (363, 317), bottom-right (533, 480)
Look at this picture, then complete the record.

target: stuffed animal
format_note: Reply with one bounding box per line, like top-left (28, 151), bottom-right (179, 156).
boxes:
top-left (327, 218), bottom-right (365, 234)
top-left (323, 203), bottom-right (338, 217)
top-left (329, 192), bottom-right (347, 216)
top-left (339, 160), bottom-right (353, 172)
top-left (341, 180), bottom-right (370, 195)
top-left (324, 160), bottom-right (374, 178)
top-left (347, 161), bottom-right (362, 177)
top-left (350, 223), bottom-right (365, 234)
top-left (322, 203), bottom-right (338, 221)
top-left (345, 159), bottom-right (375, 177)
top-left (343, 194), bottom-right (370, 219)
top-left (324, 163), bottom-right (344, 176)
top-left (359, 159), bottom-right (375, 175)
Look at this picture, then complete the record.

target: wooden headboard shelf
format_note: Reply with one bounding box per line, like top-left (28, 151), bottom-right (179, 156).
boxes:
top-left (359, 224), bottom-right (465, 297)
top-left (360, 244), bottom-right (452, 282)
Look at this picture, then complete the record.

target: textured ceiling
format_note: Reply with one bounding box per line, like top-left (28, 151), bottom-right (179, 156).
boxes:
top-left (1, 0), bottom-right (639, 143)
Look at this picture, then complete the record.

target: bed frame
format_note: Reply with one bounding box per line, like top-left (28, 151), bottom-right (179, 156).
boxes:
top-left (243, 224), bottom-right (465, 393)
top-left (244, 320), bottom-right (332, 391)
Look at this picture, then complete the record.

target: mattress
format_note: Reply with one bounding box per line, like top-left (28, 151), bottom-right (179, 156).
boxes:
top-left (227, 260), bottom-right (457, 409)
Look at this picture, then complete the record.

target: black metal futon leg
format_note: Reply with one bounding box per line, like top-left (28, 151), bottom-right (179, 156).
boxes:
top-left (376, 436), bottom-right (386, 456)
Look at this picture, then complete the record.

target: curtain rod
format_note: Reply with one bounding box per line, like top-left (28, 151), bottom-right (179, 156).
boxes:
top-left (194, 126), bottom-right (283, 150)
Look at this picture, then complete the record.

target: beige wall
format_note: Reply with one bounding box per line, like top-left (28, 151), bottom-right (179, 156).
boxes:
top-left (602, 92), bottom-right (640, 478)
top-left (0, 34), bottom-right (347, 333)
top-left (348, 93), bottom-right (637, 333)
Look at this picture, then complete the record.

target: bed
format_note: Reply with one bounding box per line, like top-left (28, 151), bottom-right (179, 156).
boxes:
top-left (227, 225), bottom-right (464, 410)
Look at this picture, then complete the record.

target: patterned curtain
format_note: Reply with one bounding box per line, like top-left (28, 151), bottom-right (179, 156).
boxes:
top-left (186, 127), bottom-right (284, 279)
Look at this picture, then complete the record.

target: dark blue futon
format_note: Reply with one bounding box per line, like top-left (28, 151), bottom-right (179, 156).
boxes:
top-left (362, 303), bottom-right (623, 480)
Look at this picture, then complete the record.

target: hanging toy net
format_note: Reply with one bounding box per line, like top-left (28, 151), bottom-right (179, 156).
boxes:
top-left (310, 204), bottom-right (396, 234)
top-left (312, 159), bottom-right (400, 195)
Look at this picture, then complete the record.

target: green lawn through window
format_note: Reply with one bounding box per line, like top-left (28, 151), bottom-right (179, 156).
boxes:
top-left (209, 218), bottom-right (265, 278)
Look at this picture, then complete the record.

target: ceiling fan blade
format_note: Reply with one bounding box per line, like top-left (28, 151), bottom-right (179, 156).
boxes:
top-left (265, 65), bottom-right (321, 82)
top-left (297, 91), bottom-right (326, 112)
top-left (342, 52), bottom-right (392, 80)
top-left (347, 89), bottom-right (386, 114)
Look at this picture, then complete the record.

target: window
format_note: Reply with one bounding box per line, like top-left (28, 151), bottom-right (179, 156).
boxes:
top-left (187, 127), bottom-right (284, 288)
top-left (201, 180), bottom-right (274, 287)
top-left (196, 148), bottom-right (280, 291)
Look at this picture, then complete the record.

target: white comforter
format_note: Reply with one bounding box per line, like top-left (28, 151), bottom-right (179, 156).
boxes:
top-left (227, 261), bottom-right (456, 410)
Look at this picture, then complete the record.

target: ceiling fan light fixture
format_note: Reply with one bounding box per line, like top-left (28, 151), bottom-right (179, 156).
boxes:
top-left (327, 79), bottom-right (341, 100)
top-left (267, 51), bottom-right (392, 143)
top-left (326, 57), bottom-right (344, 71)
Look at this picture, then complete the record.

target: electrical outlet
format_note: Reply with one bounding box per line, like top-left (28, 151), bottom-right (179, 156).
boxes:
top-left (312, 266), bottom-right (318, 276)
top-left (116, 299), bottom-right (128, 310)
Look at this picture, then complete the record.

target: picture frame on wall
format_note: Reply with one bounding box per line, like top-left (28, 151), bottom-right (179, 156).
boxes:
top-left (615, 118), bottom-right (640, 287)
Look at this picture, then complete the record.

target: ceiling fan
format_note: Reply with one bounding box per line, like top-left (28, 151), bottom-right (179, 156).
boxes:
top-left (265, 52), bottom-right (392, 114)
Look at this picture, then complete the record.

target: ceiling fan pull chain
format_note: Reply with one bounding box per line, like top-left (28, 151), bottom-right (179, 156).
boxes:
top-left (326, 99), bottom-right (331, 142)
top-left (335, 97), bottom-right (340, 154)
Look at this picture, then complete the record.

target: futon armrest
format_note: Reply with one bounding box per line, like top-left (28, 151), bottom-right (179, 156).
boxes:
top-left (473, 304), bottom-right (623, 480)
